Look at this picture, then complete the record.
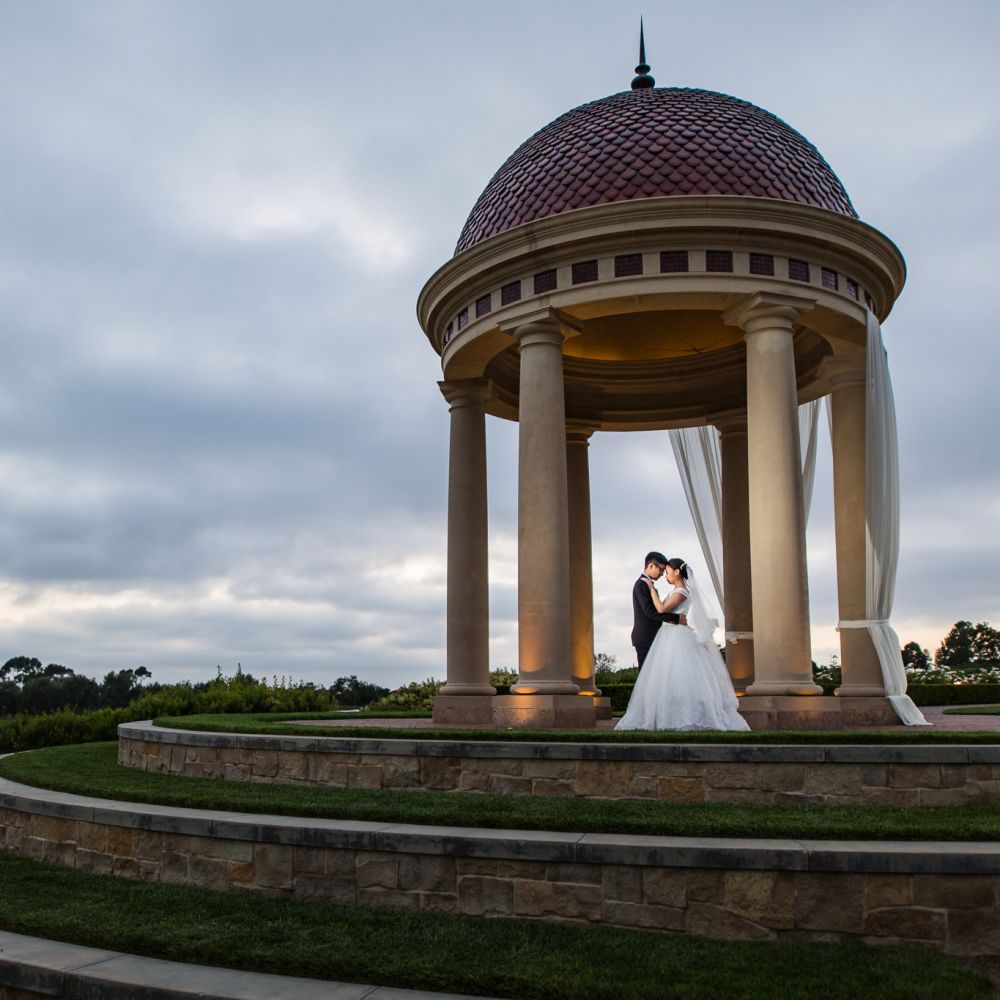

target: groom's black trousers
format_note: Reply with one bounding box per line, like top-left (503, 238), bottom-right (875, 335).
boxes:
top-left (634, 641), bottom-right (653, 669)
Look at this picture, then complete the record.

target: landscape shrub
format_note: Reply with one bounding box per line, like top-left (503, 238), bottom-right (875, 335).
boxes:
top-left (908, 683), bottom-right (1000, 706)
top-left (366, 678), bottom-right (443, 713)
top-left (597, 684), bottom-right (634, 712)
top-left (0, 707), bottom-right (132, 753)
top-left (0, 670), bottom-right (339, 753)
top-left (489, 668), bottom-right (518, 687)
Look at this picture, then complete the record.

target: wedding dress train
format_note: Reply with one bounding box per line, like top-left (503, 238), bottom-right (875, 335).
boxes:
top-left (615, 587), bottom-right (750, 732)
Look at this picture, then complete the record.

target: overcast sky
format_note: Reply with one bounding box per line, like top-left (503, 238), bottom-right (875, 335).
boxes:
top-left (1, 0), bottom-right (997, 688)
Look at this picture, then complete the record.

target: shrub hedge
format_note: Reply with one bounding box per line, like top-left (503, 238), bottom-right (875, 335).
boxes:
top-left (0, 673), bottom-right (338, 754)
top-left (4, 681), bottom-right (996, 756)
top-left (907, 683), bottom-right (1000, 706)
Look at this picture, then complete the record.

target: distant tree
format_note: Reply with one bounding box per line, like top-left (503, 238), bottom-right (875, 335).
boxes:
top-left (19, 673), bottom-right (100, 714)
top-left (0, 681), bottom-right (21, 715)
top-left (594, 652), bottom-right (639, 684)
top-left (1, 656), bottom-right (43, 684)
top-left (971, 622), bottom-right (1000, 664)
top-left (936, 621), bottom-right (1000, 666)
top-left (594, 652), bottom-right (618, 673)
top-left (0, 659), bottom-right (95, 715)
top-left (98, 666), bottom-right (152, 708)
top-left (935, 621), bottom-right (976, 666)
top-left (901, 641), bottom-right (931, 670)
top-left (329, 675), bottom-right (390, 708)
top-left (55, 673), bottom-right (103, 712)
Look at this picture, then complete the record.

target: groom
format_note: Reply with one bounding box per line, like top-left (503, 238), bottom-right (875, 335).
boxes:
top-left (632, 551), bottom-right (686, 668)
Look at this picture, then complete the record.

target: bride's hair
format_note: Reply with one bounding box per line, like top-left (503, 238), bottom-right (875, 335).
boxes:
top-left (666, 557), bottom-right (689, 581)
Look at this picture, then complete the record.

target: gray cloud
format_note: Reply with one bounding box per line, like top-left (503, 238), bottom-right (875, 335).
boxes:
top-left (0, 1), bottom-right (997, 688)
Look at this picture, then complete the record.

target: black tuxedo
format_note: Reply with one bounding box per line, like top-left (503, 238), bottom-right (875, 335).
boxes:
top-left (632, 576), bottom-right (681, 667)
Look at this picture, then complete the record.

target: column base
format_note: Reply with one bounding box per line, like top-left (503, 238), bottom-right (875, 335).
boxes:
top-left (493, 694), bottom-right (597, 729)
top-left (510, 681), bottom-right (580, 695)
top-left (432, 694), bottom-right (495, 727)
top-left (738, 695), bottom-right (842, 731)
top-left (837, 695), bottom-right (902, 727)
top-left (438, 683), bottom-right (497, 696)
top-left (835, 684), bottom-right (887, 698)
top-left (746, 680), bottom-right (824, 696)
top-left (593, 696), bottom-right (612, 721)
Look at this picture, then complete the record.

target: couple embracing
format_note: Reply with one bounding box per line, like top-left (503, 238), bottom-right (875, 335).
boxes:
top-left (616, 551), bottom-right (749, 731)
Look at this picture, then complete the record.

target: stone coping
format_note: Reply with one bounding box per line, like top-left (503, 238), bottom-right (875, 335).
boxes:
top-left (0, 929), bottom-right (499, 1000)
top-left (3, 775), bottom-right (998, 876)
top-left (122, 722), bottom-right (1000, 764)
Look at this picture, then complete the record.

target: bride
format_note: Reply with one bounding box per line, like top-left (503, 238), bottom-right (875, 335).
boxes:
top-left (615, 558), bottom-right (749, 731)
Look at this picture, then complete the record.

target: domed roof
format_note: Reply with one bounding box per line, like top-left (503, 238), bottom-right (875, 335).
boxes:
top-left (455, 87), bottom-right (857, 255)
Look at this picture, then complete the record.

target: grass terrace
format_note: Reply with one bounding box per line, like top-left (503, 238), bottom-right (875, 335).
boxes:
top-left (0, 853), bottom-right (989, 1000)
top-left (4, 743), bottom-right (1000, 842)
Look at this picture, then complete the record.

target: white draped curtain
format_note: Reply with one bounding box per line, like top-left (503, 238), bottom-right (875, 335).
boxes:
top-left (844, 312), bottom-right (927, 725)
top-left (669, 312), bottom-right (927, 726)
top-left (669, 399), bottom-right (822, 614)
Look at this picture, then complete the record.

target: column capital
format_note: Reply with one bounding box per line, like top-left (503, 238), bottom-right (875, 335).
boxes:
top-left (723, 292), bottom-right (816, 335)
top-left (713, 410), bottom-right (748, 436)
top-left (817, 355), bottom-right (866, 392)
top-left (501, 307), bottom-right (582, 349)
top-left (439, 378), bottom-right (491, 410)
top-left (565, 420), bottom-right (598, 446)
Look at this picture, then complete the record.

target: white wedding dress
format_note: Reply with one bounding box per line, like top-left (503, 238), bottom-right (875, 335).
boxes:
top-left (615, 587), bottom-right (750, 732)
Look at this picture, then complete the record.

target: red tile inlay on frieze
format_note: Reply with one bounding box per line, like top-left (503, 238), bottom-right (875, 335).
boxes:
top-left (455, 88), bottom-right (857, 255)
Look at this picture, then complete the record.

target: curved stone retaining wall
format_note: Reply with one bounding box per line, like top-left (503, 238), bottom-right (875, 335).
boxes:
top-left (119, 722), bottom-right (1000, 807)
top-left (2, 775), bottom-right (999, 956)
top-left (0, 930), bottom-right (458, 1000)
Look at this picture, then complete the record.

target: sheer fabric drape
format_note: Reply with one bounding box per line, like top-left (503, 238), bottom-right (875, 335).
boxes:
top-left (668, 427), bottom-right (724, 606)
top-left (669, 313), bottom-right (927, 725)
top-left (669, 399), bottom-right (822, 615)
top-left (851, 312), bottom-right (927, 725)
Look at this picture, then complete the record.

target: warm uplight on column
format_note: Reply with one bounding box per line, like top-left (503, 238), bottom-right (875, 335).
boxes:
top-left (510, 316), bottom-right (578, 695)
top-left (439, 379), bottom-right (495, 697)
top-left (725, 293), bottom-right (821, 697)
top-left (566, 423), bottom-right (599, 697)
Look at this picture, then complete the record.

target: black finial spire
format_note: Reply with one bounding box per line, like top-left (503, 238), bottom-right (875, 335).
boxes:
top-left (631, 17), bottom-right (655, 89)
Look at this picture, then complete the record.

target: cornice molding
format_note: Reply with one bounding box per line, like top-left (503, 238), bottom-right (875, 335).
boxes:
top-left (418, 196), bottom-right (906, 340)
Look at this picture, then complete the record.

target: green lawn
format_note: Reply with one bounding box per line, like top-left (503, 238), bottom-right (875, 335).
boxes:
top-left (153, 712), bottom-right (1000, 743)
top-left (3, 743), bottom-right (1000, 842)
top-left (945, 706), bottom-right (1000, 716)
top-left (0, 853), bottom-right (989, 1000)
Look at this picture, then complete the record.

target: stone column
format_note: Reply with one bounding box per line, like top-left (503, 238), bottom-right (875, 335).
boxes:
top-left (725, 294), bottom-right (822, 701)
top-left (716, 413), bottom-right (754, 694)
top-left (432, 379), bottom-right (495, 726)
top-left (566, 424), bottom-right (600, 697)
top-left (828, 360), bottom-right (886, 698)
top-left (510, 319), bottom-right (578, 696)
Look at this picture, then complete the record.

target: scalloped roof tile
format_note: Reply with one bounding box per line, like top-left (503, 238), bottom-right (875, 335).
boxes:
top-left (455, 87), bottom-right (856, 255)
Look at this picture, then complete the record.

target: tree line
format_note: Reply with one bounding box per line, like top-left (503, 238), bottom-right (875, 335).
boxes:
top-left (0, 657), bottom-right (389, 718)
top-left (2, 619), bottom-right (995, 719)
top-left (902, 620), bottom-right (1000, 670)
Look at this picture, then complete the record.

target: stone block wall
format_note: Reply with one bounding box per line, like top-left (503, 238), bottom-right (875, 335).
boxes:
top-left (118, 723), bottom-right (1000, 807)
top-left (2, 778), bottom-right (999, 957)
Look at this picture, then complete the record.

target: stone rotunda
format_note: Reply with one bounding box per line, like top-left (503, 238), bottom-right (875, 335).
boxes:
top-left (417, 44), bottom-right (909, 730)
